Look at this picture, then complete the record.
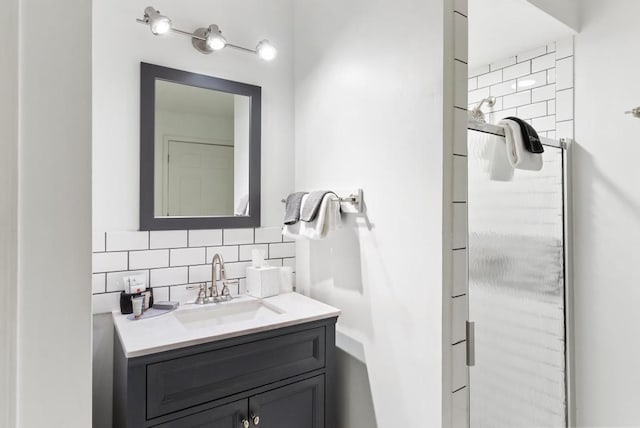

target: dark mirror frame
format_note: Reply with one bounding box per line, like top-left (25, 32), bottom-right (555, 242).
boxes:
top-left (139, 62), bottom-right (261, 230)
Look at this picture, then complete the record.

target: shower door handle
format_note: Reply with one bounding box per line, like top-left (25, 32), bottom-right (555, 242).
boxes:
top-left (466, 321), bottom-right (475, 367)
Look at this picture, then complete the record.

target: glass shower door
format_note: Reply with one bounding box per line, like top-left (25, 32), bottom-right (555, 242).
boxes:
top-left (468, 130), bottom-right (567, 427)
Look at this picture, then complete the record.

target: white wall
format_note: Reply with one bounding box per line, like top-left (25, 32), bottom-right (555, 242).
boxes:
top-left (0, 0), bottom-right (19, 425)
top-left (293, 1), bottom-right (444, 426)
top-left (17, 0), bottom-right (93, 426)
top-left (526, 0), bottom-right (579, 32)
top-left (93, 0), bottom-right (294, 232)
top-left (574, 1), bottom-right (640, 426)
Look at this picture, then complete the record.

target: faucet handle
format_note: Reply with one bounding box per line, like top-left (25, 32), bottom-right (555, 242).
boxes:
top-left (186, 284), bottom-right (207, 304)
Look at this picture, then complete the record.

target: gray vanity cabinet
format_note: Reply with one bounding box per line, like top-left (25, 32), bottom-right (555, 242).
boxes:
top-left (114, 317), bottom-right (336, 428)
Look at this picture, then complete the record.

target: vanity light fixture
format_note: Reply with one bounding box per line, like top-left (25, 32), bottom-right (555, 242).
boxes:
top-left (137, 7), bottom-right (277, 61)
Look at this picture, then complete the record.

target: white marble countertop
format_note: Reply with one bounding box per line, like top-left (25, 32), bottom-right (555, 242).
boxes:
top-left (112, 292), bottom-right (341, 358)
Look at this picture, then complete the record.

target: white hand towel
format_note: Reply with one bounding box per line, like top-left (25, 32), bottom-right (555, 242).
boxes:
top-left (489, 137), bottom-right (515, 182)
top-left (282, 193), bottom-right (341, 240)
top-left (499, 119), bottom-right (543, 171)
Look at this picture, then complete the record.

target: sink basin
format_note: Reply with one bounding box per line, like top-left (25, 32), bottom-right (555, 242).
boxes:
top-left (174, 300), bottom-right (284, 330)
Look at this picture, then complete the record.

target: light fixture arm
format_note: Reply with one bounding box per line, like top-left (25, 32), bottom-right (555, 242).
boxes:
top-left (136, 7), bottom-right (277, 61)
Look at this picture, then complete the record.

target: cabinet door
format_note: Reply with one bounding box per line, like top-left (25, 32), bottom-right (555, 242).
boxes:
top-left (249, 376), bottom-right (324, 428)
top-left (153, 399), bottom-right (247, 428)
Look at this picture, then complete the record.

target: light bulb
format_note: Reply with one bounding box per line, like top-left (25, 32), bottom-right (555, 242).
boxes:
top-left (256, 40), bottom-right (277, 61)
top-left (205, 25), bottom-right (227, 51)
top-left (151, 18), bottom-right (171, 35)
top-left (144, 7), bottom-right (172, 35)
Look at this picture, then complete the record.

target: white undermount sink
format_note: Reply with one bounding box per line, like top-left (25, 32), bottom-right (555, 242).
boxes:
top-left (173, 299), bottom-right (284, 330)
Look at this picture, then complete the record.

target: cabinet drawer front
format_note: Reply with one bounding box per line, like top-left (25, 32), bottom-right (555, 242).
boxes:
top-left (147, 327), bottom-right (325, 419)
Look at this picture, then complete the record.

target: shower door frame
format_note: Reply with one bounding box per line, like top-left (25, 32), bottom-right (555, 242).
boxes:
top-left (465, 122), bottom-right (576, 428)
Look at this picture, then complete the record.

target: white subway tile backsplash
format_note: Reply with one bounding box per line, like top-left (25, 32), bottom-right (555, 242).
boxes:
top-left (517, 101), bottom-right (547, 119)
top-left (188, 229), bottom-right (222, 247)
top-left (93, 232), bottom-right (106, 252)
top-left (150, 267), bottom-right (188, 287)
top-left (153, 287), bottom-right (169, 302)
top-left (106, 231), bottom-right (148, 252)
top-left (129, 249), bottom-right (169, 270)
top-left (490, 80), bottom-right (516, 97)
top-left (468, 64), bottom-right (489, 78)
top-left (225, 261), bottom-right (252, 279)
top-left (283, 257), bottom-right (296, 273)
top-left (556, 89), bottom-right (574, 121)
top-left (92, 273), bottom-right (106, 294)
top-left (239, 244), bottom-right (269, 261)
top-left (503, 91), bottom-right (531, 109)
top-left (454, 13), bottom-right (468, 62)
top-left (453, 203), bottom-right (468, 249)
top-left (206, 245), bottom-right (239, 263)
top-left (503, 61), bottom-right (530, 81)
top-left (531, 53), bottom-right (556, 72)
top-left (454, 108), bottom-right (468, 156)
top-left (556, 36), bottom-right (574, 59)
top-left (452, 295), bottom-right (468, 344)
top-left (254, 227), bottom-right (283, 244)
top-left (452, 342), bottom-right (468, 391)
top-left (188, 264), bottom-right (211, 283)
top-left (106, 270), bottom-right (149, 292)
top-left (150, 230), bottom-right (187, 249)
top-left (169, 284), bottom-right (200, 305)
top-left (532, 115), bottom-right (556, 132)
top-left (270, 242), bottom-right (296, 258)
top-left (453, 156), bottom-right (468, 202)
top-left (454, 60), bottom-right (468, 108)
top-left (490, 56), bottom-right (516, 72)
top-left (532, 84), bottom-right (556, 102)
top-left (170, 247), bottom-right (206, 267)
top-left (92, 292), bottom-right (120, 315)
top-left (223, 229), bottom-right (254, 245)
top-left (452, 249), bottom-right (468, 296)
top-left (517, 46), bottom-right (546, 62)
top-left (556, 57), bottom-right (574, 90)
top-left (93, 252), bottom-right (128, 273)
top-left (477, 70), bottom-right (502, 88)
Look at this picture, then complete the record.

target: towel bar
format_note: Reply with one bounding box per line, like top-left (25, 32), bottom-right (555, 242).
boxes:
top-left (280, 189), bottom-right (363, 213)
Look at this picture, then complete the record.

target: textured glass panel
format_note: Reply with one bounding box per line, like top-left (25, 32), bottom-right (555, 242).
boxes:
top-left (468, 130), bottom-right (566, 428)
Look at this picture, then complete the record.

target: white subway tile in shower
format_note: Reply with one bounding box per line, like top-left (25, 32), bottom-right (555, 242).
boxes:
top-left (490, 80), bottom-right (516, 97)
top-left (532, 115), bottom-right (556, 132)
top-left (477, 70), bottom-right (502, 89)
top-left (503, 91), bottom-right (532, 109)
top-left (468, 64), bottom-right (489, 78)
top-left (532, 53), bottom-right (556, 73)
top-left (490, 56), bottom-right (516, 72)
top-left (556, 89), bottom-right (574, 121)
top-left (532, 84), bottom-right (556, 103)
top-left (556, 57), bottom-right (574, 90)
top-left (556, 36), bottom-right (574, 59)
top-left (517, 101), bottom-right (547, 119)
top-left (503, 61), bottom-right (531, 80)
top-left (517, 46), bottom-right (546, 62)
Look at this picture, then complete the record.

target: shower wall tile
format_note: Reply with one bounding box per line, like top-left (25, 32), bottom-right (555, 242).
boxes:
top-left (532, 84), bottom-right (556, 102)
top-left (517, 45), bottom-right (547, 63)
top-left (454, 12), bottom-right (468, 62)
top-left (556, 36), bottom-right (574, 59)
top-left (477, 70), bottom-right (502, 88)
top-left (532, 53), bottom-right (556, 72)
top-left (517, 101), bottom-right (548, 119)
top-left (469, 64), bottom-right (489, 78)
top-left (556, 88), bottom-right (574, 121)
top-left (490, 56), bottom-right (516, 72)
top-left (503, 91), bottom-right (532, 109)
top-left (503, 61), bottom-right (531, 80)
top-left (556, 57), bottom-right (574, 90)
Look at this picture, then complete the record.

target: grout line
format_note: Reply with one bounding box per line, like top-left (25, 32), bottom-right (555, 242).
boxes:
top-left (452, 386), bottom-right (467, 394)
top-left (452, 339), bottom-right (466, 346)
top-left (453, 10), bottom-right (467, 18)
top-left (454, 58), bottom-right (468, 66)
top-left (452, 293), bottom-right (467, 298)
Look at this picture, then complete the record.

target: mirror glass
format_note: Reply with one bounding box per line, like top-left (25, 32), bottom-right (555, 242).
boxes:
top-left (140, 63), bottom-right (261, 230)
top-left (153, 81), bottom-right (250, 218)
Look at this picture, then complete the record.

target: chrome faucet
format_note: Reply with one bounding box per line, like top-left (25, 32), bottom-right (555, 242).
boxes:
top-left (211, 253), bottom-right (234, 301)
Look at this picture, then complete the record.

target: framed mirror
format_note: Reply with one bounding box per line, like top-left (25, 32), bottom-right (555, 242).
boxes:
top-left (140, 62), bottom-right (261, 230)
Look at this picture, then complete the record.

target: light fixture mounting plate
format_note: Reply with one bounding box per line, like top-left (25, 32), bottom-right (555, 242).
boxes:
top-left (192, 27), bottom-right (213, 54)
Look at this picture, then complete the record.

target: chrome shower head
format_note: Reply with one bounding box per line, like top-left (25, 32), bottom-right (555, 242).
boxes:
top-left (469, 96), bottom-right (496, 123)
